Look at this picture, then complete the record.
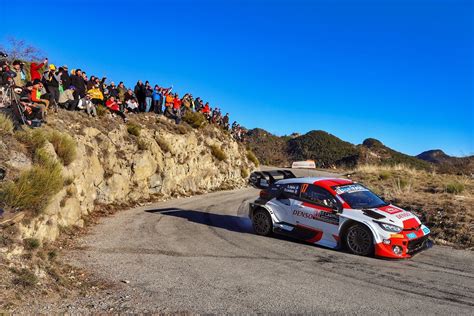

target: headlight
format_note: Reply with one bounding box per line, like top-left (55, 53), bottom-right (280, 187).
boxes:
top-left (375, 221), bottom-right (403, 233)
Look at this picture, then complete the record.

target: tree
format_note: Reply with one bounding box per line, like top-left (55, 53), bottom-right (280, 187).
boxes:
top-left (0, 37), bottom-right (45, 61)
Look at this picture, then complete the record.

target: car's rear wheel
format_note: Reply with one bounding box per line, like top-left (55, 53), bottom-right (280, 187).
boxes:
top-left (345, 223), bottom-right (374, 256)
top-left (252, 209), bottom-right (273, 236)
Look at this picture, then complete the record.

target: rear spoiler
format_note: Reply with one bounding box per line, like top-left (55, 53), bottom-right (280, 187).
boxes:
top-left (249, 170), bottom-right (296, 189)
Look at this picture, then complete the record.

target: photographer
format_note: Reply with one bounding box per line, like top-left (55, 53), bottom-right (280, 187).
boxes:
top-left (11, 60), bottom-right (26, 87)
top-left (30, 79), bottom-right (50, 112)
top-left (10, 82), bottom-right (46, 125)
top-left (44, 64), bottom-right (61, 104)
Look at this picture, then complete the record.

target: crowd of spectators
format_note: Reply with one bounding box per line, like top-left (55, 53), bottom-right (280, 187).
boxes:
top-left (0, 55), bottom-right (247, 141)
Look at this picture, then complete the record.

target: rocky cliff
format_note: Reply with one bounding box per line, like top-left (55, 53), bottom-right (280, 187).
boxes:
top-left (0, 111), bottom-right (255, 245)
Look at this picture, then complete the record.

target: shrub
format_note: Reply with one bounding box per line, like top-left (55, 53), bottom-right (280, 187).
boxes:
top-left (127, 123), bottom-right (141, 137)
top-left (48, 250), bottom-right (58, 260)
top-left (378, 171), bottom-right (391, 180)
top-left (210, 145), bottom-right (227, 161)
top-left (15, 129), bottom-right (48, 154)
top-left (0, 113), bottom-right (14, 136)
top-left (96, 104), bottom-right (107, 117)
top-left (137, 138), bottom-right (149, 150)
top-left (12, 268), bottom-right (38, 287)
top-left (47, 130), bottom-right (77, 166)
top-left (0, 159), bottom-right (64, 214)
top-left (446, 182), bottom-right (464, 194)
top-left (24, 238), bottom-right (40, 250)
top-left (183, 111), bottom-right (206, 128)
top-left (156, 136), bottom-right (171, 153)
top-left (246, 150), bottom-right (259, 166)
top-left (241, 168), bottom-right (249, 178)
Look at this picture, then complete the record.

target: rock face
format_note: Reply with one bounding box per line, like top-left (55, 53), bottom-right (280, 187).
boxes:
top-left (16, 122), bottom-right (254, 243)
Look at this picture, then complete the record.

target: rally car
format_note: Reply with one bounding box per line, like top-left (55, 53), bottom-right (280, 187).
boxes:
top-left (248, 170), bottom-right (432, 259)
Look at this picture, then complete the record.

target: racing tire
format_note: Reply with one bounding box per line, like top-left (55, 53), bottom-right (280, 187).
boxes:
top-left (252, 209), bottom-right (273, 236)
top-left (345, 223), bottom-right (374, 256)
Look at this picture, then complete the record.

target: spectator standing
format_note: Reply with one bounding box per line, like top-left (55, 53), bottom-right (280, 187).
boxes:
top-left (11, 60), bottom-right (26, 87)
top-left (117, 82), bottom-right (127, 104)
top-left (134, 80), bottom-right (146, 112)
top-left (108, 81), bottom-right (119, 99)
top-left (145, 81), bottom-right (153, 112)
top-left (152, 85), bottom-right (163, 114)
top-left (70, 69), bottom-right (86, 99)
top-left (44, 64), bottom-right (61, 107)
top-left (30, 58), bottom-right (48, 81)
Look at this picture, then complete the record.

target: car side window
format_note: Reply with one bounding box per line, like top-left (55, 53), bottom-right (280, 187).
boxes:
top-left (280, 183), bottom-right (300, 199)
top-left (300, 184), bottom-right (338, 209)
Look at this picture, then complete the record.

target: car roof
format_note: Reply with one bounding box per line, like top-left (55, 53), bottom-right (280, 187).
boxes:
top-left (276, 177), bottom-right (353, 188)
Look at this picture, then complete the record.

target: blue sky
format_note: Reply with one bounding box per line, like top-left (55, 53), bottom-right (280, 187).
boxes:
top-left (1, 0), bottom-right (472, 156)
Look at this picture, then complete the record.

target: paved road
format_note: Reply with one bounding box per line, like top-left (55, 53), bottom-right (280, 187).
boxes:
top-left (62, 182), bottom-right (474, 314)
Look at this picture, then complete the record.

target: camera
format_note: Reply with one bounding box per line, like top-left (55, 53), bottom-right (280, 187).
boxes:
top-left (0, 52), bottom-right (7, 58)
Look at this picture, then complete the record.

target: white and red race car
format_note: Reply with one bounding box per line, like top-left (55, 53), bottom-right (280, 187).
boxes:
top-left (248, 170), bottom-right (432, 259)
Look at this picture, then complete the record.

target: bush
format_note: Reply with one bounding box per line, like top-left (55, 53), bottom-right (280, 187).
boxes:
top-left (15, 129), bottom-right (48, 154)
top-left (246, 150), bottom-right (259, 166)
top-left (183, 111), bottom-right (207, 128)
top-left (241, 168), bottom-right (249, 178)
top-left (0, 158), bottom-right (64, 214)
top-left (0, 113), bottom-right (14, 136)
top-left (210, 145), bottom-right (227, 161)
top-left (24, 238), bottom-right (40, 250)
top-left (127, 123), bottom-right (141, 137)
top-left (96, 104), bottom-right (107, 117)
top-left (137, 138), bottom-right (149, 150)
top-left (378, 171), bottom-right (391, 180)
top-left (12, 268), bottom-right (38, 287)
top-left (156, 136), bottom-right (171, 153)
top-left (446, 182), bottom-right (464, 194)
top-left (47, 130), bottom-right (77, 166)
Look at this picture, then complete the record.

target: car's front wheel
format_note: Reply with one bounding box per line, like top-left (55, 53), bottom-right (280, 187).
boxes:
top-left (345, 223), bottom-right (374, 256)
top-left (252, 209), bottom-right (273, 236)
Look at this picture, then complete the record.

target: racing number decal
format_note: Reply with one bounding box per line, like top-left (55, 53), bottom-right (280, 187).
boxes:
top-left (301, 184), bottom-right (309, 193)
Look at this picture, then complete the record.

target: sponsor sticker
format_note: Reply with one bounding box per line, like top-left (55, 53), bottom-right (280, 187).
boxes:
top-left (396, 212), bottom-right (412, 219)
top-left (406, 232), bottom-right (417, 240)
top-left (284, 184), bottom-right (299, 195)
top-left (335, 184), bottom-right (368, 195)
top-left (422, 227), bottom-right (430, 235)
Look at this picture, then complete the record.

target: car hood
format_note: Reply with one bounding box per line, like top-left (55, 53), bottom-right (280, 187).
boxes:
top-left (362, 204), bottom-right (421, 230)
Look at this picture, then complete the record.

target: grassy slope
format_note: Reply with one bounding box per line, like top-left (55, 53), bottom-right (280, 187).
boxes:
top-left (349, 164), bottom-right (473, 248)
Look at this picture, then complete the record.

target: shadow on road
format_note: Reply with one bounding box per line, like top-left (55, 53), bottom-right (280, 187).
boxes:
top-left (145, 208), bottom-right (254, 233)
top-left (145, 208), bottom-right (318, 247)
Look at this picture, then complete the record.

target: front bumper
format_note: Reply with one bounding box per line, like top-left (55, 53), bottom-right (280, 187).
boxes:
top-left (375, 233), bottom-right (432, 259)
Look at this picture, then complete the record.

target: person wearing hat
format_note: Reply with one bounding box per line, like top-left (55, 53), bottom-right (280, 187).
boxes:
top-left (44, 63), bottom-right (61, 105)
top-left (28, 79), bottom-right (48, 122)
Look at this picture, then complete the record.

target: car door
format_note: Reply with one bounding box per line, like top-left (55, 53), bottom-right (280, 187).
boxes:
top-left (266, 183), bottom-right (300, 226)
top-left (292, 184), bottom-right (340, 248)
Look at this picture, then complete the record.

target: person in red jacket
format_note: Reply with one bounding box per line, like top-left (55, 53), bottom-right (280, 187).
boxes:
top-left (105, 96), bottom-right (127, 122)
top-left (30, 58), bottom-right (48, 81)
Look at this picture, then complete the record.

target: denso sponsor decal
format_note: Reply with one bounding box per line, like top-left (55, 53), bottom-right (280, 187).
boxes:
top-left (422, 227), bottom-right (430, 235)
top-left (293, 210), bottom-right (339, 225)
top-left (406, 232), bottom-right (417, 240)
top-left (335, 184), bottom-right (368, 195)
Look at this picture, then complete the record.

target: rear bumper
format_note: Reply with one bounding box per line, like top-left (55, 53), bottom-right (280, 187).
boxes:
top-left (375, 235), bottom-right (432, 259)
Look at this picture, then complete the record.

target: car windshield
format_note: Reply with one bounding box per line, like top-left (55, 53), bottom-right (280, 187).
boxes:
top-left (334, 184), bottom-right (388, 209)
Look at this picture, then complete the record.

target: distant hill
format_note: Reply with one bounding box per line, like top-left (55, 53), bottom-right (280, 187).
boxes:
top-left (288, 130), bottom-right (359, 168)
top-left (417, 150), bottom-right (474, 174)
top-left (245, 129), bottom-right (472, 174)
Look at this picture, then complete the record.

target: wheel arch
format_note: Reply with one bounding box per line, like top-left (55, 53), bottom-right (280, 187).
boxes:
top-left (339, 219), bottom-right (378, 246)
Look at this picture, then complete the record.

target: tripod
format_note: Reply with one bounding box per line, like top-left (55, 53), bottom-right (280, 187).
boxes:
top-left (0, 83), bottom-right (27, 125)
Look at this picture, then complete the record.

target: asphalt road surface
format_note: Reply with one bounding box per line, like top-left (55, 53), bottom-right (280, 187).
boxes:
top-left (62, 172), bottom-right (473, 314)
